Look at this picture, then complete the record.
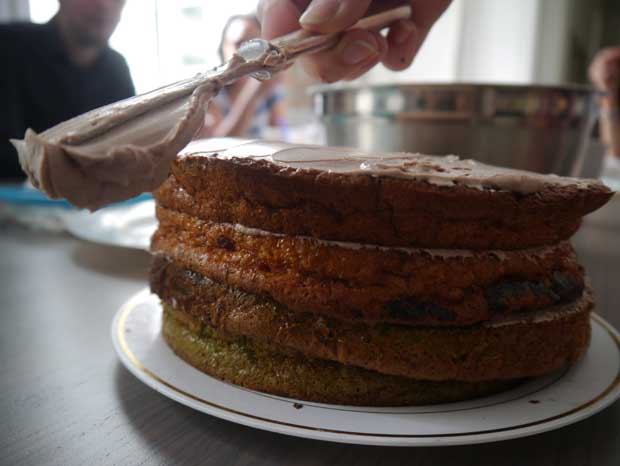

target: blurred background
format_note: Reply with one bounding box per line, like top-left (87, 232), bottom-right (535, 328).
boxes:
top-left (2, 0), bottom-right (620, 189)
top-left (4, 0), bottom-right (616, 126)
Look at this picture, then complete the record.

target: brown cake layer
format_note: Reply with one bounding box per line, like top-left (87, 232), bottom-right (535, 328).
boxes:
top-left (162, 308), bottom-right (522, 406)
top-left (157, 151), bottom-right (612, 249)
top-left (151, 208), bottom-right (585, 326)
top-left (151, 256), bottom-right (592, 382)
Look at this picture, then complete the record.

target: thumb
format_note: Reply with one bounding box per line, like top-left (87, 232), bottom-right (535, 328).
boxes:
top-left (299, 0), bottom-right (373, 33)
top-left (258, 0), bottom-right (308, 40)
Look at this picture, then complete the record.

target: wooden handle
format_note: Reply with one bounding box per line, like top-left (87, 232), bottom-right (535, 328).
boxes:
top-left (271, 4), bottom-right (412, 60)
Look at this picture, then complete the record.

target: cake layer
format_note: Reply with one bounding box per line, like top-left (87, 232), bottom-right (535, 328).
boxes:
top-left (151, 257), bottom-right (592, 382)
top-left (155, 139), bottom-right (613, 250)
top-left (151, 209), bottom-right (585, 326)
top-left (162, 308), bottom-right (522, 406)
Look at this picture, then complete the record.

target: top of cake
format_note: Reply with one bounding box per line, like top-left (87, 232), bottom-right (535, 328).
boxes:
top-left (180, 138), bottom-right (604, 195)
top-left (165, 137), bottom-right (613, 250)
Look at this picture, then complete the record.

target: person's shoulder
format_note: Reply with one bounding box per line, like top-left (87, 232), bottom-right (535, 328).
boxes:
top-left (100, 47), bottom-right (133, 82)
top-left (100, 46), bottom-right (135, 97)
top-left (0, 21), bottom-right (47, 41)
top-left (0, 22), bottom-right (37, 60)
top-left (102, 46), bottom-right (130, 69)
top-left (0, 22), bottom-right (51, 58)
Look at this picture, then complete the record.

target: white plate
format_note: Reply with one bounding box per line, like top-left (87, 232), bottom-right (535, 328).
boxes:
top-left (111, 289), bottom-right (620, 446)
top-left (63, 200), bottom-right (156, 250)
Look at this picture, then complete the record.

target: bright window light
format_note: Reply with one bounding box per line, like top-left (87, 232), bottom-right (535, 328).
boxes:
top-left (28, 0), bottom-right (56, 23)
top-left (29, 0), bottom-right (257, 94)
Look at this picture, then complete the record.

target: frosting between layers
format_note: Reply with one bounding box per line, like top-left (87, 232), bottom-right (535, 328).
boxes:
top-left (484, 287), bottom-right (592, 328)
top-left (181, 138), bottom-right (602, 194)
top-left (226, 221), bottom-right (559, 260)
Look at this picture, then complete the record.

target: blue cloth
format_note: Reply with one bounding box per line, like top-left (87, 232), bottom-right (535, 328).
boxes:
top-left (0, 185), bottom-right (151, 208)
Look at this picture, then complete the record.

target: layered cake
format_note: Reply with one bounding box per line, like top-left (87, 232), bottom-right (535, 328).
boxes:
top-left (150, 138), bottom-right (612, 406)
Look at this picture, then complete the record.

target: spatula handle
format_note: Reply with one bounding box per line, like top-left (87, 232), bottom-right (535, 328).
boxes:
top-left (271, 3), bottom-right (412, 61)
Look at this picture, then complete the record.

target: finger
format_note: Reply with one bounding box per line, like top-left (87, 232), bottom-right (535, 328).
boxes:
top-left (589, 47), bottom-right (620, 90)
top-left (592, 72), bottom-right (619, 92)
top-left (382, 19), bottom-right (419, 71)
top-left (588, 64), bottom-right (604, 89)
top-left (299, 29), bottom-right (386, 83)
top-left (299, 0), bottom-right (373, 33)
top-left (599, 47), bottom-right (620, 64)
top-left (590, 73), bottom-right (610, 91)
top-left (258, 0), bottom-right (309, 40)
top-left (342, 31), bottom-right (388, 81)
top-left (382, 0), bottom-right (451, 71)
top-left (589, 59), bottom-right (606, 89)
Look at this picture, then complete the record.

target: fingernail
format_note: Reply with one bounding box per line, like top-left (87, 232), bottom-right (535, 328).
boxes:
top-left (341, 39), bottom-right (379, 65)
top-left (300, 0), bottom-right (340, 26)
top-left (392, 21), bottom-right (417, 46)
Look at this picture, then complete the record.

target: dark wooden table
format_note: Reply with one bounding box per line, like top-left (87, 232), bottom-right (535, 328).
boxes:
top-left (1, 199), bottom-right (619, 466)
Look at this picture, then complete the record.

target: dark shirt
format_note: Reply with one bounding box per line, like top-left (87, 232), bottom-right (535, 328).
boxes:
top-left (0, 19), bottom-right (135, 179)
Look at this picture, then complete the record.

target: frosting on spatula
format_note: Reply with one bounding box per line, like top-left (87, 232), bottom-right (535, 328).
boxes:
top-left (12, 45), bottom-right (287, 210)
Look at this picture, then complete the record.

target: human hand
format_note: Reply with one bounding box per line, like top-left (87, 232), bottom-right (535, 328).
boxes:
top-left (589, 46), bottom-right (620, 94)
top-left (258, 0), bottom-right (451, 83)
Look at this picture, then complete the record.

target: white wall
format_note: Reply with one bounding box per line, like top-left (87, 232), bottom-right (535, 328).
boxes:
top-left (109, 1), bottom-right (161, 93)
top-left (359, 0), bottom-right (464, 84)
top-left (456, 0), bottom-right (539, 83)
top-left (534, 0), bottom-right (572, 83)
top-left (27, 0), bottom-right (54, 23)
top-left (363, 0), bottom-right (573, 86)
top-left (1, 0), bottom-right (30, 21)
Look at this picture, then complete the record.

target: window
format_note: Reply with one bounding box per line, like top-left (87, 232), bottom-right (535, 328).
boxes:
top-left (29, 0), bottom-right (256, 93)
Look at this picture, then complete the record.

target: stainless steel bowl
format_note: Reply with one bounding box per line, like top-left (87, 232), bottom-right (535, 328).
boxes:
top-left (312, 83), bottom-right (600, 176)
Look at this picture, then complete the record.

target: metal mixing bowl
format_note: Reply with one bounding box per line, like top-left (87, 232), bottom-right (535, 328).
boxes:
top-left (312, 83), bottom-right (601, 176)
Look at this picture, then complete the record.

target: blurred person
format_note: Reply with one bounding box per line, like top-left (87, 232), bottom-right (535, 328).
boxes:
top-left (0, 0), bottom-right (134, 180)
top-left (258, 0), bottom-right (451, 83)
top-left (197, 14), bottom-right (287, 139)
top-left (590, 46), bottom-right (620, 158)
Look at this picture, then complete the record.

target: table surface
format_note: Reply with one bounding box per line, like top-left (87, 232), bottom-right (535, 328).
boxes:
top-left (1, 200), bottom-right (620, 466)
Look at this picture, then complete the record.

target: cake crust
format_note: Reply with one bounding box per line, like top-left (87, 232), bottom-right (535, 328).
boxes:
top-left (158, 144), bottom-right (612, 249)
top-left (162, 308), bottom-right (523, 406)
top-left (149, 139), bottom-right (610, 405)
top-left (151, 208), bottom-right (585, 326)
top-left (151, 257), bottom-right (592, 382)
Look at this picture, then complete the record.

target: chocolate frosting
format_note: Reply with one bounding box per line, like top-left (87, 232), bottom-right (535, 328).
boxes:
top-left (182, 137), bottom-right (604, 194)
top-left (11, 46), bottom-right (288, 210)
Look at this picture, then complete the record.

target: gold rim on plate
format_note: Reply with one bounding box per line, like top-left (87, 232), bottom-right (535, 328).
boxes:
top-left (116, 291), bottom-right (620, 439)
